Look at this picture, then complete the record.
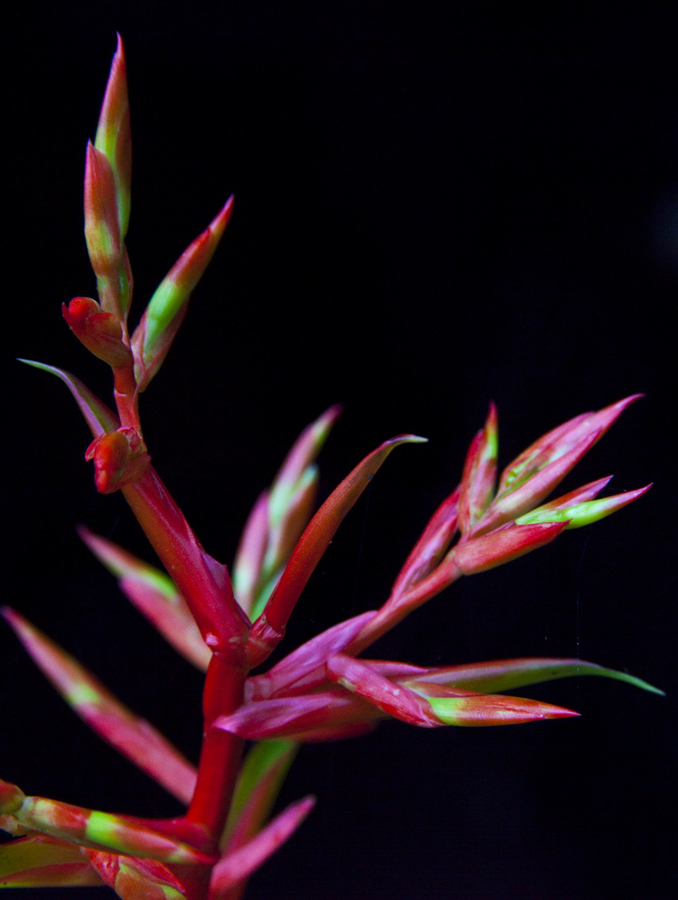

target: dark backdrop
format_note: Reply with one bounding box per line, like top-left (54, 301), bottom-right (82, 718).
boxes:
top-left (1, 4), bottom-right (676, 899)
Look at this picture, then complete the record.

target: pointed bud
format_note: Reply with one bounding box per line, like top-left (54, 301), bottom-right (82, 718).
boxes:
top-left (458, 402), bottom-right (498, 533)
top-left (270, 406), bottom-right (342, 511)
top-left (520, 475), bottom-right (614, 512)
top-left (496, 395), bottom-right (642, 498)
top-left (516, 484), bottom-right (651, 529)
top-left (131, 198), bottom-right (233, 391)
top-left (421, 689), bottom-right (579, 726)
top-left (62, 297), bottom-right (132, 367)
top-left (94, 35), bottom-right (132, 240)
top-left (234, 406), bottom-right (341, 620)
top-left (477, 429), bottom-right (602, 534)
top-left (84, 142), bottom-right (123, 318)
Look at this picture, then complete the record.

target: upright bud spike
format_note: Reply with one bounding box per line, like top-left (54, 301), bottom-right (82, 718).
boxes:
top-left (94, 35), bottom-right (132, 241)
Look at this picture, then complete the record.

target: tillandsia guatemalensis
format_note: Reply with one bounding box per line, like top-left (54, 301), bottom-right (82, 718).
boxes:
top-left (0, 37), bottom-right (662, 900)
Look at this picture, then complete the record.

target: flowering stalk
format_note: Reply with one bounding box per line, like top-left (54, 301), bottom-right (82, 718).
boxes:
top-left (0, 37), bottom-right (661, 900)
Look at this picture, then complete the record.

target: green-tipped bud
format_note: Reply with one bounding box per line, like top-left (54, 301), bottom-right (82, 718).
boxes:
top-left (426, 692), bottom-right (579, 726)
top-left (94, 35), bottom-right (132, 241)
top-left (131, 197), bottom-right (233, 391)
top-left (516, 484), bottom-right (651, 529)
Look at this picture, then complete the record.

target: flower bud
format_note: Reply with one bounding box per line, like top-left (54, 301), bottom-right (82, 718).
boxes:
top-left (62, 297), bottom-right (133, 367)
top-left (85, 429), bottom-right (150, 494)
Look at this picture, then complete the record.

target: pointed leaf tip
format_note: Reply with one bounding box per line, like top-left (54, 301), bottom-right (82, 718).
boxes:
top-left (18, 360), bottom-right (119, 438)
top-left (94, 33), bottom-right (131, 242)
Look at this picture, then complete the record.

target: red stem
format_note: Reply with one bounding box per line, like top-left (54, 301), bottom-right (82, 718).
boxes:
top-left (188, 654), bottom-right (246, 838)
top-left (121, 468), bottom-right (251, 845)
top-left (113, 363), bottom-right (139, 430)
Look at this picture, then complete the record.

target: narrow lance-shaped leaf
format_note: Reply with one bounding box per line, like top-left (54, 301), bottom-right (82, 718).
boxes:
top-left (233, 406), bottom-right (341, 620)
top-left (0, 834), bottom-right (102, 888)
top-left (246, 434), bottom-right (427, 668)
top-left (18, 360), bottom-right (119, 438)
top-left (209, 797), bottom-right (314, 899)
top-left (403, 657), bottom-right (664, 696)
top-left (79, 528), bottom-right (211, 671)
top-left (2, 608), bottom-right (197, 805)
top-left (252, 467), bottom-right (317, 617)
top-left (232, 493), bottom-right (269, 619)
top-left (221, 740), bottom-right (298, 859)
top-left (132, 198), bottom-right (233, 392)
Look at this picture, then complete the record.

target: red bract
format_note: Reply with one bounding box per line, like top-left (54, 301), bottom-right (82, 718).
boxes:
top-left (2, 36), bottom-right (661, 900)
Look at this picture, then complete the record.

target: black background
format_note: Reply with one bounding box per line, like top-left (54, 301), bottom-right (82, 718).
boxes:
top-left (1, 3), bottom-right (676, 899)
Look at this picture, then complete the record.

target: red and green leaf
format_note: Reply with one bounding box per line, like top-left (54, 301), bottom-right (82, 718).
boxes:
top-left (246, 434), bottom-right (427, 668)
top-left (2, 608), bottom-right (197, 805)
top-left (79, 528), bottom-right (211, 671)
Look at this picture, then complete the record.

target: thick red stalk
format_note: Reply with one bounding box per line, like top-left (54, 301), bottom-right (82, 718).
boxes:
top-left (122, 469), bottom-right (250, 847)
top-left (188, 655), bottom-right (246, 840)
